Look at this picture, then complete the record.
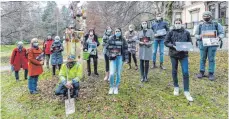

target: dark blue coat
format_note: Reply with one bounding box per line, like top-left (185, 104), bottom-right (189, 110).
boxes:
top-left (50, 41), bottom-right (64, 65)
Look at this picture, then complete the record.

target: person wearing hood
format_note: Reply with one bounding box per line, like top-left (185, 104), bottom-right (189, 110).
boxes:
top-left (28, 38), bottom-right (44, 94)
top-left (102, 26), bottom-right (113, 81)
top-left (43, 35), bottom-right (54, 69)
top-left (106, 28), bottom-right (129, 94)
top-left (164, 18), bottom-right (193, 102)
top-left (50, 36), bottom-right (64, 76)
top-left (10, 41), bottom-right (28, 81)
top-left (151, 13), bottom-right (169, 70)
top-left (137, 21), bottom-right (154, 82)
top-left (83, 28), bottom-right (100, 76)
top-left (195, 11), bottom-right (224, 81)
top-left (124, 24), bottom-right (138, 70)
top-left (55, 55), bottom-right (83, 99)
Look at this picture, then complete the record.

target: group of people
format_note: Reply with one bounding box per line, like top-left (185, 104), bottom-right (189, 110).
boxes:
top-left (10, 11), bottom-right (224, 101)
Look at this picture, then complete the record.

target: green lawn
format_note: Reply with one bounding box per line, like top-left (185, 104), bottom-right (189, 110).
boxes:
top-left (1, 50), bottom-right (228, 118)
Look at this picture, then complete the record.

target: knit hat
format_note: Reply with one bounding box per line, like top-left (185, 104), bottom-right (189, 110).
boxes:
top-left (202, 11), bottom-right (212, 18)
top-left (67, 54), bottom-right (76, 62)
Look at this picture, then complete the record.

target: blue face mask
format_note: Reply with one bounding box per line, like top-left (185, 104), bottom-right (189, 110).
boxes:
top-left (115, 32), bottom-right (121, 37)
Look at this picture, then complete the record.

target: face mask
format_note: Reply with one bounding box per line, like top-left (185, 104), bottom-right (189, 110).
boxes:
top-left (18, 45), bottom-right (23, 51)
top-left (175, 24), bottom-right (182, 29)
top-left (203, 17), bottom-right (211, 22)
top-left (89, 32), bottom-right (93, 36)
top-left (33, 42), bottom-right (39, 47)
top-left (67, 62), bottom-right (75, 69)
top-left (106, 30), bottom-right (112, 35)
top-left (129, 27), bottom-right (133, 31)
top-left (54, 39), bottom-right (60, 43)
top-left (142, 23), bottom-right (147, 29)
top-left (156, 17), bottom-right (161, 21)
top-left (115, 32), bottom-right (121, 37)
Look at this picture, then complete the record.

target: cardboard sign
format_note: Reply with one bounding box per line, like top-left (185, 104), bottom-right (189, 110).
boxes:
top-left (175, 42), bottom-right (194, 51)
top-left (88, 42), bottom-right (97, 55)
top-left (202, 30), bottom-right (219, 46)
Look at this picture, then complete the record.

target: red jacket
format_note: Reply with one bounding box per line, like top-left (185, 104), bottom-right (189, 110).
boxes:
top-left (43, 39), bottom-right (54, 55)
top-left (10, 48), bottom-right (28, 71)
top-left (28, 47), bottom-right (43, 76)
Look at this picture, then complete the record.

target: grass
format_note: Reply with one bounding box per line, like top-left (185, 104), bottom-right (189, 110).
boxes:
top-left (1, 45), bottom-right (228, 119)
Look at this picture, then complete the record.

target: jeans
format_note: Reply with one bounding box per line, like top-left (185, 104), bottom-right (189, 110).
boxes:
top-left (45, 54), bottom-right (50, 68)
top-left (52, 64), bottom-right (62, 75)
top-left (152, 39), bottom-right (164, 63)
top-left (140, 60), bottom-right (149, 79)
top-left (170, 57), bottom-right (189, 91)
top-left (28, 75), bottom-right (39, 93)
top-left (55, 79), bottom-right (80, 96)
top-left (198, 41), bottom-right (217, 74)
top-left (109, 56), bottom-right (123, 88)
top-left (128, 52), bottom-right (137, 66)
top-left (104, 54), bottom-right (109, 72)
top-left (15, 69), bottom-right (28, 80)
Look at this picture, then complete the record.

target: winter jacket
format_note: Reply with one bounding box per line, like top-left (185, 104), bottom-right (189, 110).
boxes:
top-left (151, 20), bottom-right (169, 40)
top-left (28, 47), bottom-right (43, 76)
top-left (102, 32), bottom-right (112, 55)
top-left (164, 27), bottom-right (192, 59)
top-left (124, 30), bottom-right (138, 54)
top-left (43, 39), bottom-right (54, 55)
top-left (137, 29), bottom-right (154, 60)
top-left (83, 34), bottom-right (100, 58)
top-left (107, 35), bottom-right (129, 61)
top-left (10, 48), bottom-right (28, 71)
top-left (59, 62), bottom-right (83, 84)
top-left (50, 41), bottom-right (64, 65)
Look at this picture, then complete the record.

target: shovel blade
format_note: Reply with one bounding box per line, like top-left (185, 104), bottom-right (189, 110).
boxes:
top-left (65, 98), bottom-right (75, 115)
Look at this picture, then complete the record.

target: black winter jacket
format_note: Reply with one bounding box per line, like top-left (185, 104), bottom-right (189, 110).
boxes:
top-left (164, 27), bottom-right (192, 59)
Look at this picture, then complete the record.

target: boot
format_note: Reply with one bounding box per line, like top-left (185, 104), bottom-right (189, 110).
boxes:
top-left (140, 76), bottom-right (145, 82)
top-left (144, 76), bottom-right (148, 82)
top-left (160, 63), bottom-right (166, 70)
top-left (208, 73), bottom-right (215, 81)
top-left (151, 62), bottom-right (157, 69)
top-left (196, 71), bottom-right (205, 79)
top-left (104, 72), bottom-right (109, 81)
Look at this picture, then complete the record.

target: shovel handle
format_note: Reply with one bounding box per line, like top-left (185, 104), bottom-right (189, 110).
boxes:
top-left (68, 89), bottom-right (71, 101)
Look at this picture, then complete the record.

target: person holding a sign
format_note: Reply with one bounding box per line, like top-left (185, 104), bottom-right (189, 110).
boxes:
top-left (137, 21), bottom-right (154, 82)
top-left (106, 28), bottom-right (129, 94)
top-left (28, 38), bottom-right (44, 94)
top-left (55, 55), bottom-right (83, 99)
top-left (102, 26), bottom-right (113, 81)
top-left (10, 41), bottom-right (28, 81)
top-left (83, 28), bottom-right (100, 76)
top-left (50, 36), bottom-right (64, 76)
top-left (124, 24), bottom-right (138, 70)
top-left (151, 13), bottom-right (169, 70)
top-left (164, 18), bottom-right (193, 102)
top-left (195, 11), bottom-right (224, 81)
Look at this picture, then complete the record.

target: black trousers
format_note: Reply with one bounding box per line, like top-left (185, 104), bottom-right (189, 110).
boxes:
top-left (87, 55), bottom-right (98, 73)
top-left (52, 64), bottom-right (62, 75)
top-left (15, 69), bottom-right (28, 80)
top-left (104, 54), bottom-right (109, 72)
top-left (128, 52), bottom-right (137, 66)
top-left (140, 60), bottom-right (149, 79)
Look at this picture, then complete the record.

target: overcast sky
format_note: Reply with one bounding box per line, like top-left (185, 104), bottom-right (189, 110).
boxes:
top-left (56, 0), bottom-right (85, 8)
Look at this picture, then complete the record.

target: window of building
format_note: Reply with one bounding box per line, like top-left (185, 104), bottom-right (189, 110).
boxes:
top-left (219, 2), bottom-right (227, 18)
top-left (208, 4), bottom-right (216, 19)
top-left (190, 10), bottom-right (199, 22)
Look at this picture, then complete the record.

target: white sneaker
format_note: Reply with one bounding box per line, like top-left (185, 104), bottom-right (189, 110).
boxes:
top-left (184, 91), bottom-right (194, 102)
top-left (113, 87), bottom-right (118, 94)
top-left (108, 87), bottom-right (114, 95)
top-left (174, 87), bottom-right (179, 96)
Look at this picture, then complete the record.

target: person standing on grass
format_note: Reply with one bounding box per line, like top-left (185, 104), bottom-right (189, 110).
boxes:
top-left (195, 11), bottom-right (224, 81)
top-left (151, 13), bottom-right (169, 70)
top-left (83, 28), bottom-right (100, 76)
top-left (55, 55), bottom-right (83, 99)
top-left (43, 34), bottom-right (54, 69)
top-left (164, 18), bottom-right (193, 101)
top-left (106, 28), bottom-right (128, 95)
top-left (137, 21), bottom-right (154, 82)
top-left (102, 26), bottom-right (113, 81)
top-left (10, 41), bottom-right (28, 81)
top-left (124, 24), bottom-right (138, 70)
top-left (28, 38), bottom-right (44, 94)
top-left (50, 36), bottom-right (64, 76)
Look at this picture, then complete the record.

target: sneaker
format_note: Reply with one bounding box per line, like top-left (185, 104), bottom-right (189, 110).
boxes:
top-left (174, 87), bottom-right (179, 96)
top-left (208, 74), bottom-right (215, 81)
top-left (108, 87), bottom-right (114, 95)
top-left (184, 91), bottom-right (193, 102)
top-left (113, 87), bottom-right (118, 94)
top-left (196, 72), bottom-right (204, 79)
